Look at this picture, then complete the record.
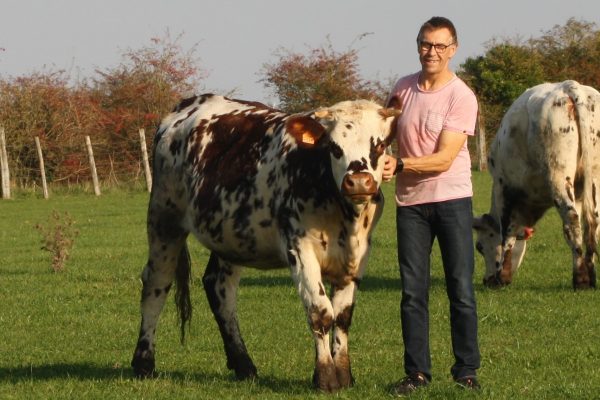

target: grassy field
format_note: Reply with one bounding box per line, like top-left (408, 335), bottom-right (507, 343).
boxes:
top-left (1, 172), bottom-right (600, 399)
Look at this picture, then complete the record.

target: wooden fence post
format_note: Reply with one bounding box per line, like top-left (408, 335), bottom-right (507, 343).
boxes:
top-left (139, 128), bottom-right (152, 192)
top-left (85, 136), bottom-right (101, 196)
top-left (0, 127), bottom-right (10, 199)
top-left (475, 113), bottom-right (487, 171)
top-left (34, 136), bottom-right (49, 199)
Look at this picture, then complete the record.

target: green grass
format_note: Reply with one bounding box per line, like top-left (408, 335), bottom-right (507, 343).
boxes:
top-left (1, 172), bottom-right (600, 399)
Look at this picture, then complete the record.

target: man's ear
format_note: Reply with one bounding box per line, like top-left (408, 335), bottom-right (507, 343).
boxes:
top-left (285, 115), bottom-right (326, 149)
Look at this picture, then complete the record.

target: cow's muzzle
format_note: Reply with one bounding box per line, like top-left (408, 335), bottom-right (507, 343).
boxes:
top-left (341, 172), bottom-right (377, 203)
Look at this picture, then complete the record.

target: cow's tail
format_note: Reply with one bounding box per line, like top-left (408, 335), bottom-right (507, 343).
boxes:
top-left (175, 242), bottom-right (192, 344)
top-left (569, 81), bottom-right (599, 257)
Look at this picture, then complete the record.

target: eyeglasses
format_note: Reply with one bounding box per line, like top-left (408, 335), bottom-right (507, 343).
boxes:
top-left (418, 40), bottom-right (455, 53)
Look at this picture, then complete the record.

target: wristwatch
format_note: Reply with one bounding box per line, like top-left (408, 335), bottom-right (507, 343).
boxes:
top-left (394, 158), bottom-right (404, 175)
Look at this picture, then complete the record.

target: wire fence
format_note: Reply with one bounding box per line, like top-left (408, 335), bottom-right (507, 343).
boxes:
top-left (0, 116), bottom-right (488, 200)
top-left (0, 126), bottom-right (153, 199)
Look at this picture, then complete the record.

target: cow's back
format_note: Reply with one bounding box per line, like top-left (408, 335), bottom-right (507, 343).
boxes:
top-left (489, 81), bottom-right (600, 204)
top-left (151, 94), bottom-right (344, 268)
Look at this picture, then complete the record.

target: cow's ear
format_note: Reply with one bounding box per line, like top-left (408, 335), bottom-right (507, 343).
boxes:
top-left (286, 115), bottom-right (326, 149)
top-left (473, 213), bottom-right (498, 231)
top-left (472, 215), bottom-right (486, 230)
top-left (378, 107), bottom-right (402, 120)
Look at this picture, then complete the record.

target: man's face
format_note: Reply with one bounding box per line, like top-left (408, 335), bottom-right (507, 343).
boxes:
top-left (417, 27), bottom-right (457, 77)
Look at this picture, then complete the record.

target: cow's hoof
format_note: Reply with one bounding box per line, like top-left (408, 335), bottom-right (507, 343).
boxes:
top-left (233, 364), bottom-right (258, 380)
top-left (573, 278), bottom-right (595, 290)
top-left (229, 355), bottom-right (258, 380)
top-left (313, 362), bottom-right (340, 392)
top-left (336, 368), bottom-right (354, 388)
top-left (334, 354), bottom-right (354, 388)
top-left (131, 353), bottom-right (155, 379)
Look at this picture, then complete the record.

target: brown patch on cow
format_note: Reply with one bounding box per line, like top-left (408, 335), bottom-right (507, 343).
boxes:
top-left (174, 107), bottom-right (198, 128)
top-left (329, 141), bottom-right (344, 159)
top-left (318, 282), bottom-right (326, 296)
top-left (172, 95), bottom-right (198, 112)
top-left (347, 158), bottom-right (367, 173)
top-left (499, 248), bottom-right (513, 284)
top-left (334, 304), bottom-right (355, 333)
top-left (169, 139), bottom-right (183, 156)
top-left (369, 137), bottom-right (386, 169)
top-left (363, 214), bottom-right (369, 229)
top-left (320, 233), bottom-right (328, 250)
top-left (565, 178), bottom-right (575, 202)
top-left (567, 97), bottom-right (576, 120)
top-left (309, 305), bottom-right (333, 336)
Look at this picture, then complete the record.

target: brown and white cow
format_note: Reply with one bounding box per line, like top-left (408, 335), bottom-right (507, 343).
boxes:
top-left (131, 94), bottom-right (400, 391)
top-left (473, 80), bottom-right (600, 289)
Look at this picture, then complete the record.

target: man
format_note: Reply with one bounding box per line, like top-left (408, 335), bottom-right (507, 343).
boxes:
top-left (382, 16), bottom-right (480, 395)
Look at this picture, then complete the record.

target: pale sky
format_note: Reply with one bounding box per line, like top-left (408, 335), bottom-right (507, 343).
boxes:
top-left (2, 0), bottom-right (599, 104)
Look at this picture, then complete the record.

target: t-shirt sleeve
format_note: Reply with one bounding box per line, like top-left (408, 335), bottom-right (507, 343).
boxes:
top-left (443, 89), bottom-right (478, 136)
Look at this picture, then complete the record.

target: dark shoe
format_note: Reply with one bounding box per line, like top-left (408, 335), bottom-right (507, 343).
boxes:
top-left (455, 375), bottom-right (480, 390)
top-left (392, 372), bottom-right (429, 396)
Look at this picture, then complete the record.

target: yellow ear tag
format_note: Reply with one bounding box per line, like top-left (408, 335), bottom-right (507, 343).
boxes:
top-left (301, 132), bottom-right (315, 145)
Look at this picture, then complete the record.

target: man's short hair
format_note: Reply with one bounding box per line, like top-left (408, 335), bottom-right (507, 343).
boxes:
top-left (417, 16), bottom-right (458, 44)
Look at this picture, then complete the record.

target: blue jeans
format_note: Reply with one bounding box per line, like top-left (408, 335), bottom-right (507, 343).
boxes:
top-left (396, 197), bottom-right (480, 380)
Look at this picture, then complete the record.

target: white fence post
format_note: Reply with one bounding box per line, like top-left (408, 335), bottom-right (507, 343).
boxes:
top-left (0, 127), bottom-right (11, 199)
top-left (34, 136), bottom-right (49, 199)
top-left (85, 135), bottom-right (101, 196)
top-left (139, 128), bottom-right (152, 192)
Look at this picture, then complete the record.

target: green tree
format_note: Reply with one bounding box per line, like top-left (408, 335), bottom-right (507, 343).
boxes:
top-left (458, 18), bottom-right (600, 141)
top-left (459, 42), bottom-right (545, 138)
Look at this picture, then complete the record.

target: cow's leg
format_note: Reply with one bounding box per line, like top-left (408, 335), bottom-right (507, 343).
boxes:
top-left (582, 181), bottom-right (599, 288)
top-left (202, 253), bottom-right (257, 380)
top-left (331, 282), bottom-right (357, 388)
top-left (288, 248), bottom-right (338, 392)
top-left (498, 233), bottom-right (518, 285)
top-left (132, 205), bottom-right (188, 378)
top-left (554, 183), bottom-right (590, 289)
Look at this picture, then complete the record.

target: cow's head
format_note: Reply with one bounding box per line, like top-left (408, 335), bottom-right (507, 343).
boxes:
top-left (286, 100), bottom-right (400, 204)
top-left (473, 214), bottom-right (530, 287)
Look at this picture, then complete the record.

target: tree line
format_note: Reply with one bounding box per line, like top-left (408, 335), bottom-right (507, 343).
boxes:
top-left (1, 18), bottom-right (598, 187)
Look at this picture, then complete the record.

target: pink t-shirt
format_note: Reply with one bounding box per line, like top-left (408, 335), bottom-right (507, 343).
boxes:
top-left (388, 72), bottom-right (478, 206)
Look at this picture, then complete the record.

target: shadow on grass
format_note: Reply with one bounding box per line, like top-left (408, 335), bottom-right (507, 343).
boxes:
top-left (0, 363), bottom-right (134, 382)
top-left (473, 280), bottom-right (576, 293)
top-left (239, 274), bottom-right (448, 292)
top-left (0, 363), bottom-right (313, 394)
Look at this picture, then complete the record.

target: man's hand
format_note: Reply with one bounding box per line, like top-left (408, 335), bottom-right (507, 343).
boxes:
top-left (383, 154), bottom-right (397, 182)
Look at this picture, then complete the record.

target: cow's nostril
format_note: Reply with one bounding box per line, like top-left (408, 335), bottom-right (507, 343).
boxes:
top-left (342, 173), bottom-right (377, 197)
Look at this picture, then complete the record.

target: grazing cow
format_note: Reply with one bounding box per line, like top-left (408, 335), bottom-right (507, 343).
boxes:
top-left (130, 94), bottom-right (400, 391)
top-left (473, 80), bottom-right (600, 289)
